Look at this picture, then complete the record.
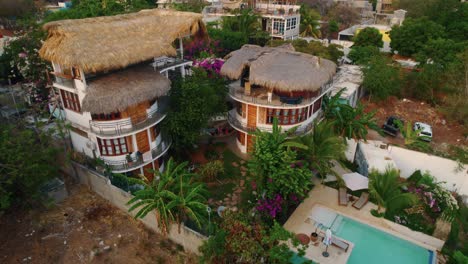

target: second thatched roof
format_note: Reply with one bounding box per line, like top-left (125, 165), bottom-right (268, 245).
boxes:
top-left (220, 44), bottom-right (336, 92)
top-left (81, 65), bottom-right (170, 114)
top-left (40, 9), bottom-right (205, 73)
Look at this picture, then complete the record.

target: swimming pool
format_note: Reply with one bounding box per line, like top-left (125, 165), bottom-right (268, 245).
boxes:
top-left (333, 215), bottom-right (433, 264)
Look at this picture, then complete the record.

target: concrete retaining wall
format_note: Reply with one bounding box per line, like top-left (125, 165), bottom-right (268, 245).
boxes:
top-left (69, 162), bottom-right (206, 254)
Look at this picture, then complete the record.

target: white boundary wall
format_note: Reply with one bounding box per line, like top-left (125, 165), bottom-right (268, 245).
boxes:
top-left (67, 162), bottom-right (206, 254)
top-left (387, 145), bottom-right (468, 196)
top-left (346, 140), bottom-right (468, 197)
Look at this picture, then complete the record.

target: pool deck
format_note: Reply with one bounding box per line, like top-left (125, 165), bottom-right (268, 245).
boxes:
top-left (284, 184), bottom-right (445, 264)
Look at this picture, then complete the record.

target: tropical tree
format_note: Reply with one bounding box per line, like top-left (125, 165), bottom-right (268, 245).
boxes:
top-left (353, 27), bottom-right (383, 48)
top-left (127, 158), bottom-right (208, 235)
top-left (0, 124), bottom-right (60, 212)
top-left (368, 167), bottom-right (417, 215)
top-left (199, 211), bottom-right (309, 263)
top-left (297, 121), bottom-right (346, 181)
top-left (164, 69), bottom-right (227, 152)
top-left (249, 118), bottom-right (311, 199)
top-left (389, 17), bottom-right (445, 57)
top-left (299, 4), bottom-right (321, 38)
top-left (362, 55), bottom-right (401, 101)
top-left (395, 120), bottom-right (432, 152)
top-left (348, 45), bottom-right (381, 65)
top-left (322, 89), bottom-right (381, 140)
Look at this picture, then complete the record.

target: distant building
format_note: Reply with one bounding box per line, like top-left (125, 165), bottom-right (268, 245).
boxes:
top-left (220, 44), bottom-right (337, 153)
top-left (203, 0), bottom-right (301, 40)
top-left (39, 10), bottom-right (205, 178)
top-left (338, 24), bottom-right (392, 52)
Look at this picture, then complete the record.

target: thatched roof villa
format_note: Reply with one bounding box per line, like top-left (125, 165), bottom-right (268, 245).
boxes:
top-left (40, 9), bottom-right (206, 178)
top-left (220, 44), bottom-right (337, 153)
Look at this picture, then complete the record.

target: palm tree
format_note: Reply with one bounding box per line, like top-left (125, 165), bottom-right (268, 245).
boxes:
top-left (297, 120), bottom-right (346, 182)
top-left (299, 4), bottom-right (322, 38)
top-left (322, 88), bottom-right (380, 141)
top-left (168, 174), bottom-right (208, 233)
top-left (250, 118), bottom-right (307, 190)
top-left (368, 167), bottom-right (417, 215)
top-left (127, 158), bottom-right (208, 235)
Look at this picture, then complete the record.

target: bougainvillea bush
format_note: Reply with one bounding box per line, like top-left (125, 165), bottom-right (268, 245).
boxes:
top-left (193, 58), bottom-right (224, 76)
top-left (184, 38), bottom-right (225, 60)
top-left (391, 170), bottom-right (459, 235)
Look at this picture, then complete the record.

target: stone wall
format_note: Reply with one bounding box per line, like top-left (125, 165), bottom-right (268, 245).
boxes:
top-left (66, 162), bottom-right (206, 254)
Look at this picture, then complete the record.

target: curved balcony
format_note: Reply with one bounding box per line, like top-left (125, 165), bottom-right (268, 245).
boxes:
top-left (229, 82), bottom-right (327, 108)
top-left (227, 110), bottom-right (315, 136)
top-left (89, 100), bottom-right (167, 138)
top-left (104, 136), bottom-right (172, 173)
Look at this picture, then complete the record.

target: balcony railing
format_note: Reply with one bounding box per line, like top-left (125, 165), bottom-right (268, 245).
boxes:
top-left (227, 111), bottom-right (315, 136)
top-left (52, 72), bottom-right (75, 89)
top-left (89, 99), bottom-right (168, 137)
top-left (229, 81), bottom-right (333, 108)
top-left (151, 57), bottom-right (192, 72)
top-left (104, 137), bottom-right (172, 172)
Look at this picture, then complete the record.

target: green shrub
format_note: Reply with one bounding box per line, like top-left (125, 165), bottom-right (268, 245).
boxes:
top-left (204, 149), bottom-right (220, 161)
top-left (407, 170), bottom-right (423, 184)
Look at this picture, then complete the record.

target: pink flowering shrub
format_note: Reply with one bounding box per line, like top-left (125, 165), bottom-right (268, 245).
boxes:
top-left (256, 194), bottom-right (283, 218)
top-left (193, 58), bottom-right (224, 77)
top-left (184, 39), bottom-right (224, 60)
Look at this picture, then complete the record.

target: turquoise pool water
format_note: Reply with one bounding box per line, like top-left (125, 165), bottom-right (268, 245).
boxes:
top-left (334, 216), bottom-right (432, 264)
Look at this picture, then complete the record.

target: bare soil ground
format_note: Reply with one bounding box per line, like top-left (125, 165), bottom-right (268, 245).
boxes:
top-left (0, 185), bottom-right (196, 264)
top-left (362, 96), bottom-right (467, 151)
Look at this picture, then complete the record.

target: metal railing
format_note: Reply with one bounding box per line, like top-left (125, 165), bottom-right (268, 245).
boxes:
top-left (227, 111), bottom-right (315, 136)
top-left (54, 76), bottom-right (75, 89)
top-left (229, 86), bottom-right (317, 107)
top-left (104, 137), bottom-right (172, 172)
top-left (89, 99), bottom-right (168, 137)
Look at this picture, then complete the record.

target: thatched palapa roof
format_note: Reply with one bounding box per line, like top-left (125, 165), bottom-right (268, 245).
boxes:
top-left (220, 44), bottom-right (336, 92)
top-left (40, 9), bottom-right (205, 73)
top-left (81, 65), bottom-right (170, 114)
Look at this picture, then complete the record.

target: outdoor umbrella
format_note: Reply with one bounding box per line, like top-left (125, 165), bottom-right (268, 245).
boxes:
top-left (322, 229), bottom-right (332, 257)
top-left (342, 172), bottom-right (369, 191)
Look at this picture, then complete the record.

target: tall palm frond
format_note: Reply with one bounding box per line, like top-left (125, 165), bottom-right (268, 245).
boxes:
top-left (298, 120), bottom-right (346, 182)
top-left (368, 167), bottom-right (417, 214)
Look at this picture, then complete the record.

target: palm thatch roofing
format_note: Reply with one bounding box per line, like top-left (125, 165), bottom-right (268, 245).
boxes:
top-left (81, 65), bottom-right (170, 114)
top-left (40, 9), bottom-right (205, 73)
top-left (220, 44), bottom-right (336, 92)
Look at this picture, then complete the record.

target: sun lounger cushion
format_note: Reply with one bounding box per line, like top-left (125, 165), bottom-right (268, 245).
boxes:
top-left (339, 187), bottom-right (348, 206)
top-left (352, 192), bottom-right (369, 209)
top-left (331, 236), bottom-right (349, 252)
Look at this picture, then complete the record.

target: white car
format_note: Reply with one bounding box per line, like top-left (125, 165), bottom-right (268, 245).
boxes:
top-left (413, 122), bottom-right (433, 142)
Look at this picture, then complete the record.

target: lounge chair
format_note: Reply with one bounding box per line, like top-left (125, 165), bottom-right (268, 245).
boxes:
top-left (331, 236), bottom-right (350, 252)
top-left (352, 192), bottom-right (369, 210)
top-left (338, 187), bottom-right (348, 206)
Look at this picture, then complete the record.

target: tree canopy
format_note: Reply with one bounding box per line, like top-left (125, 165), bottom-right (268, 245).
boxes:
top-left (362, 55), bottom-right (401, 101)
top-left (353, 27), bottom-right (383, 48)
top-left (164, 69), bottom-right (227, 151)
top-left (389, 18), bottom-right (445, 57)
top-left (43, 0), bottom-right (155, 22)
top-left (0, 124), bottom-right (60, 212)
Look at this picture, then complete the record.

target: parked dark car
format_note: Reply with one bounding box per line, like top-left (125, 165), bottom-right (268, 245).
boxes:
top-left (382, 116), bottom-right (403, 137)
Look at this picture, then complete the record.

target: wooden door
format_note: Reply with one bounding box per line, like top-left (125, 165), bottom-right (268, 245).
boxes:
top-left (247, 134), bottom-right (255, 153)
top-left (136, 130), bottom-right (150, 153)
top-left (143, 163), bottom-right (153, 180)
top-left (247, 104), bottom-right (257, 129)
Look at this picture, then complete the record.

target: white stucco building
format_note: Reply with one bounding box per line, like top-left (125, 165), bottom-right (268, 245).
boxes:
top-left (39, 9), bottom-right (205, 178)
